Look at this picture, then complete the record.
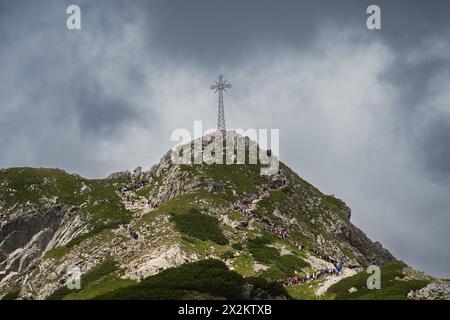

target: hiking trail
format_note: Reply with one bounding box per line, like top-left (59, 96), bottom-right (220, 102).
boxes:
top-left (315, 267), bottom-right (358, 296)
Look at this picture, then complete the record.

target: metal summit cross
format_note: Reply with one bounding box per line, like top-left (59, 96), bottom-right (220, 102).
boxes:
top-left (210, 74), bottom-right (231, 131)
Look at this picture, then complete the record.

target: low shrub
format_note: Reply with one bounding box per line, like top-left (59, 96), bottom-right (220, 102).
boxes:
top-left (171, 208), bottom-right (228, 245)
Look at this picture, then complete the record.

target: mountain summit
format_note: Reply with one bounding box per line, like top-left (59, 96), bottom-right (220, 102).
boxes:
top-left (0, 136), bottom-right (445, 300)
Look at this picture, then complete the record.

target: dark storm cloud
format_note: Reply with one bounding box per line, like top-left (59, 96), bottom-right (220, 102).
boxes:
top-left (76, 83), bottom-right (140, 137)
top-left (0, 0), bottom-right (449, 277)
top-left (373, 0), bottom-right (450, 48)
top-left (0, 0), bottom-right (153, 174)
top-left (138, 0), bottom-right (367, 66)
top-left (383, 54), bottom-right (450, 183)
top-left (420, 116), bottom-right (450, 184)
top-left (370, 0), bottom-right (450, 185)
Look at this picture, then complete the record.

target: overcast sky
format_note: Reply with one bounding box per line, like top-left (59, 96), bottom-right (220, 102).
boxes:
top-left (0, 0), bottom-right (449, 277)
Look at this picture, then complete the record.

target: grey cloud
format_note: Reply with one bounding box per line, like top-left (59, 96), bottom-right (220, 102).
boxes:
top-left (381, 48), bottom-right (450, 185)
top-left (419, 116), bottom-right (450, 184)
top-left (76, 83), bottom-right (141, 137)
top-left (0, 0), bottom-right (449, 277)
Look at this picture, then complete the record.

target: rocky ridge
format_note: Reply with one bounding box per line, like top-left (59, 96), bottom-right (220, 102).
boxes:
top-left (0, 134), bottom-right (438, 300)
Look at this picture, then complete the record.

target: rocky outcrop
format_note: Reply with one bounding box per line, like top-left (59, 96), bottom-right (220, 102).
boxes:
top-left (143, 151), bottom-right (203, 209)
top-left (0, 205), bottom-right (87, 294)
top-left (407, 282), bottom-right (450, 300)
top-left (125, 245), bottom-right (198, 281)
top-left (1, 207), bottom-right (62, 274)
top-left (133, 167), bottom-right (142, 180)
top-left (334, 221), bottom-right (396, 265)
top-left (106, 170), bottom-right (131, 180)
top-left (0, 136), bottom-right (417, 300)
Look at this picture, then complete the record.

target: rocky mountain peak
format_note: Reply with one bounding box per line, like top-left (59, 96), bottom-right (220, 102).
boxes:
top-left (0, 136), bottom-right (431, 300)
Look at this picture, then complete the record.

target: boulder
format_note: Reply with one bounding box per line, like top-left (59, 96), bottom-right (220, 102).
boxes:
top-left (133, 167), bottom-right (142, 179)
top-left (106, 170), bottom-right (131, 180)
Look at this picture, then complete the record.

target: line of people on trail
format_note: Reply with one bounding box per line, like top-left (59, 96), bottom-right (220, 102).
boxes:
top-left (279, 262), bottom-right (343, 287)
top-left (120, 180), bottom-right (149, 193)
top-left (237, 186), bottom-right (346, 288)
top-left (119, 180), bottom-right (151, 205)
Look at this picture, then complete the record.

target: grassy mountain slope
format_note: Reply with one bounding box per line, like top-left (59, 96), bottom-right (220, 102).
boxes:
top-left (0, 139), bottom-right (441, 300)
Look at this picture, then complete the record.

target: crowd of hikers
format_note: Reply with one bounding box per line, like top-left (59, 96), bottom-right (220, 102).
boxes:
top-left (236, 183), bottom-right (347, 287)
top-left (279, 262), bottom-right (343, 286)
top-left (120, 180), bottom-right (149, 193)
top-left (119, 180), bottom-right (151, 206)
top-left (118, 181), bottom-right (150, 240)
top-left (119, 176), bottom-right (346, 283)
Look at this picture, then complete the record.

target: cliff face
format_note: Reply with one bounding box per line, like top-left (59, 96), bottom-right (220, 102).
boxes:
top-left (0, 139), bottom-right (398, 300)
top-left (0, 206), bottom-right (72, 278)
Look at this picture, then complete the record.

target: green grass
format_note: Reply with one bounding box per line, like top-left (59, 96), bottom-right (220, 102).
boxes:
top-left (0, 168), bottom-right (84, 216)
top-left (140, 191), bottom-right (227, 225)
top-left (44, 245), bottom-right (71, 260)
top-left (233, 254), bottom-right (255, 277)
top-left (227, 211), bottom-right (245, 221)
top-left (255, 190), bottom-right (288, 223)
top-left (0, 168), bottom-right (132, 255)
top-left (285, 280), bottom-right (323, 300)
top-left (247, 235), bottom-right (310, 280)
top-left (326, 262), bottom-right (431, 300)
top-left (135, 188), bottom-right (151, 198)
top-left (276, 255), bottom-right (310, 275)
top-left (47, 260), bottom-right (120, 300)
top-left (340, 246), bottom-right (356, 260)
top-left (80, 180), bottom-right (132, 226)
top-left (171, 208), bottom-right (229, 245)
top-left (248, 237), bottom-right (279, 264)
top-left (63, 273), bottom-right (135, 300)
top-left (178, 235), bottom-right (228, 258)
top-left (2, 286), bottom-right (21, 300)
top-left (200, 163), bottom-right (268, 195)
